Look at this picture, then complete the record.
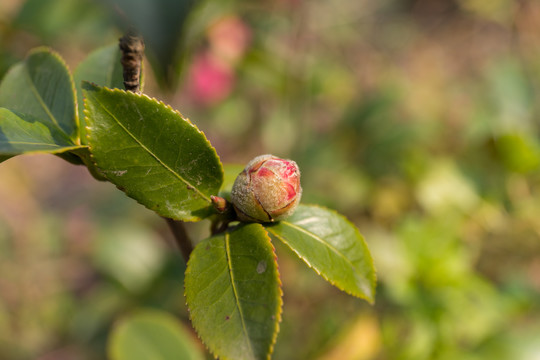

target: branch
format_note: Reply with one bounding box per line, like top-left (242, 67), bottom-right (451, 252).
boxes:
top-left (165, 218), bottom-right (193, 263)
top-left (119, 29), bottom-right (145, 93)
top-left (118, 29), bottom-right (193, 262)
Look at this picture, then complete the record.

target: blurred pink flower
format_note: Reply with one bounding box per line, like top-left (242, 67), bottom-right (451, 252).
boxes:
top-left (187, 52), bottom-right (234, 105)
top-left (208, 15), bottom-right (252, 65)
top-left (185, 15), bottom-right (252, 106)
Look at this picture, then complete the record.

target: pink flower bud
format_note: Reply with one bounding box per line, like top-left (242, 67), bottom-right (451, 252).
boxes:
top-left (231, 154), bottom-right (302, 222)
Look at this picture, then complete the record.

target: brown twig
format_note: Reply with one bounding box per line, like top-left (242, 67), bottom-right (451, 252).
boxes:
top-left (210, 195), bottom-right (235, 235)
top-left (118, 29), bottom-right (193, 262)
top-left (165, 218), bottom-right (193, 263)
top-left (119, 29), bottom-right (145, 93)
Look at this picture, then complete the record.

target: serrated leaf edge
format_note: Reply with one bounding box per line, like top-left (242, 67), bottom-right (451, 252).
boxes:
top-left (25, 47), bottom-right (80, 143)
top-left (266, 204), bottom-right (377, 304)
top-left (82, 83), bottom-right (225, 221)
top-left (184, 224), bottom-right (283, 360)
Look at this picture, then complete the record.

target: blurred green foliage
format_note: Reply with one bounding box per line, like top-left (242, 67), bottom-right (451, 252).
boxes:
top-left (1, 0), bottom-right (540, 359)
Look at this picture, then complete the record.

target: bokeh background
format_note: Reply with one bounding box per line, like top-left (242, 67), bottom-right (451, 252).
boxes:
top-left (1, 0), bottom-right (540, 359)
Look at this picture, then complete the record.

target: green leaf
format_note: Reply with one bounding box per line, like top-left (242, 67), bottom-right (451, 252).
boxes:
top-left (266, 204), bottom-right (376, 303)
top-left (93, 223), bottom-right (166, 293)
top-left (495, 133), bottom-right (540, 173)
top-left (0, 108), bottom-right (84, 156)
top-left (74, 44), bottom-right (125, 143)
top-left (108, 309), bottom-right (204, 360)
top-left (185, 224), bottom-right (282, 360)
top-left (72, 44), bottom-right (127, 179)
top-left (83, 82), bottom-right (223, 221)
top-left (0, 47), bottom-right (78, 141)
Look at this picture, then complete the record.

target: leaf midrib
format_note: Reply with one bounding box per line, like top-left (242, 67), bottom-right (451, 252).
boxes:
top-left (224, 232), bottom-right (256, 359)
top-left (93, 95), bottom-right (211, 203)
top-left (268, 221), bottom-right (357, 272)
top-left (24, 66), bottom-right (67, 136)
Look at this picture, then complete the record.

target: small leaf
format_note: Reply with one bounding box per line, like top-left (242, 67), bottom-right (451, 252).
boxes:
top-left (74, 44), bottom-right (125, 143)
top-left (0, 47), bottom-right (78, 141)
top-left (185, 224), bottom-right (282, 360)
top-left (266, 204), bottom-right (376, 303)
top-left (0, 108), bottom-right (84, 156)
top-left (108, 309), bottom-right (204, 360)
top-left (83, 82), bottom-right (223, 221)
top-left (93, 223), bottom-right (166, 293)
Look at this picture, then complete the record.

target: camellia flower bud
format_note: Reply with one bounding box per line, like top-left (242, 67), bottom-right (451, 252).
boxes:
top-left (231, 154), bottom-right (302, 222)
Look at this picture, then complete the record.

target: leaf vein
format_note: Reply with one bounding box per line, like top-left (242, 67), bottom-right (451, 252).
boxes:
top-left (93, 97), bottom-right (211, 202)
top-left (23, 67), bottom-right (65, 134)
top-left (225, 233), bottom-right (255, 359)
top-left (268, 223), bottom-right (357, 271)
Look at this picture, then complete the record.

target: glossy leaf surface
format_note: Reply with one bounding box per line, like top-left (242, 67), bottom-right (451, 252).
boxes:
top-left (266, 205), bottom-right (376, 303)
top-left (84, 83), bottom-right (223, 221)
top-left (74, 44), bottom-right (125, 142)
top-left (185, 224), bottom-right (282, 360)
top-left (0, 108), bottom-right (83, 156)
top-left (108, 309), bottom-right (204, 360)
top-left (0, 47), bottom-right (78, 141)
